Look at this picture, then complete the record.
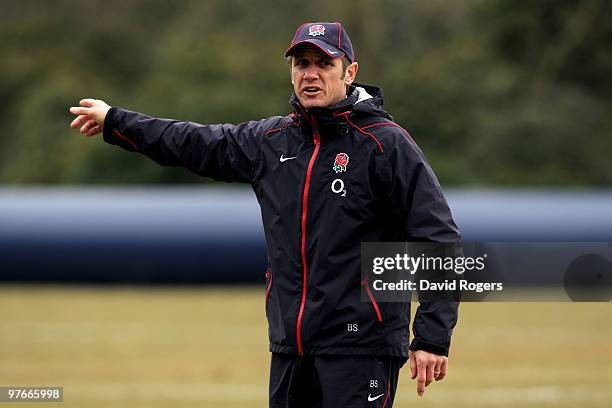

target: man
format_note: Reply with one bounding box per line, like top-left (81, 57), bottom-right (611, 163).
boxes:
top-left (69, 22), bottom-right (460, 407)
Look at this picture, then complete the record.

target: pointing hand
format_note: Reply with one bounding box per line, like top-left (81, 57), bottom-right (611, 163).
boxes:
top-left (409, 350), bottom-right (448, 397)
top-left (69, 98), bottom-right (110, 137)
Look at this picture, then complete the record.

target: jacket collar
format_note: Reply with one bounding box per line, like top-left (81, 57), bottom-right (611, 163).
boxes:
top-left (289, 82), bottom-right (392, 127)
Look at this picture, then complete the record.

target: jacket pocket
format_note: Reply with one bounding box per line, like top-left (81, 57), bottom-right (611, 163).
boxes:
top-left (361, 279), bottom-right (383, 323)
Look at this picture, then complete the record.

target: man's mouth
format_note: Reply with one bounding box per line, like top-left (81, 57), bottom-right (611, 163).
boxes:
top-left (302, 86), bottom-right (322, 96)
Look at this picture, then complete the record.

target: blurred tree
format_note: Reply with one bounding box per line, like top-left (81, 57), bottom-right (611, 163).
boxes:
top-left (0, 0), bottom-right (609, 185)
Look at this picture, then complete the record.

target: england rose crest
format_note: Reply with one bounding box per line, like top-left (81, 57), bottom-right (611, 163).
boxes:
top-left (308, 24), bottom-right (326, 37)
top-left (333, 153), bottom-right (349, 173)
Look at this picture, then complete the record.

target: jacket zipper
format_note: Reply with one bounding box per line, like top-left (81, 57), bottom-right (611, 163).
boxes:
top-left (296, 108), bottom-right (320, 357)
top-left (362, 279), bottom-right (383, 322)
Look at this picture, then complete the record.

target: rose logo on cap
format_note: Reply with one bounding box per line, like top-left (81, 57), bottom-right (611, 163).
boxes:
top-left (308, 24), bottom-right (326, 36)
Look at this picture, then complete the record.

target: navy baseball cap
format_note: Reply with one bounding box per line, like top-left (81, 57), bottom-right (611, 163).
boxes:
top-left (285, 22), bottom-right (355, 63)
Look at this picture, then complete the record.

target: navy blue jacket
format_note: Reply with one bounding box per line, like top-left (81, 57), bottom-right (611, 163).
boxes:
top-left (102, 83), bottom-right (460, 359)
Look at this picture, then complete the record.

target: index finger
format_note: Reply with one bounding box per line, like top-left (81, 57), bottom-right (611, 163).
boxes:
top-left (79, 98), bottom-right (97, 107)
top-left (69, 106), bottom-right (91, 115)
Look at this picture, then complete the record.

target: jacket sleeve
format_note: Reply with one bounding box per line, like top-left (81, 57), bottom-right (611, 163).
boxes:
top-left (384, 131), bottom-right (461, 357)
top-left (102, 107), bottom-right (282, 183)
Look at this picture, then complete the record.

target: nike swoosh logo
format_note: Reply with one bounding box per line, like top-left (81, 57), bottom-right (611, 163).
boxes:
top-left (368, 393), bottom-right (384, 402)
top-left (280, 155), bottom-right (297, 162)
top-left (327, 49), bottom-right (339, 55)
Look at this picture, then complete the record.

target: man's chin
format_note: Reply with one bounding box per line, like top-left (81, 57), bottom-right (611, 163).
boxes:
top-left (298, 95), bottom-right (328, 109)
top-left (301, 100), bottom-right (326, 109)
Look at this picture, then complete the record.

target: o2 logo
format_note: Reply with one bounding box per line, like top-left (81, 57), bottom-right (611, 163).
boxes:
top-left (331, 178), bottom-right (346, 196)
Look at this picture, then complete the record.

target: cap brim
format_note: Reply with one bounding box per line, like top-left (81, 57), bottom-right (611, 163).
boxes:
top-left (284, 39), bottom-right (345, 60)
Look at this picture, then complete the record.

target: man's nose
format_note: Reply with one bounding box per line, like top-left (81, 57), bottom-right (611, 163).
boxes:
top-left (303, 65), bottom-right (319, 80)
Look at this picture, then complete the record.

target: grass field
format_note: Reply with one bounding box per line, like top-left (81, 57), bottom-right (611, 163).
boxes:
top-left (0, 285), bottom-right (610, 407)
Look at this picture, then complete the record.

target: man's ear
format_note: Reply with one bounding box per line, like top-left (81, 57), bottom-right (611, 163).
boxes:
top-left (344, 62), bottom-right (359, 86)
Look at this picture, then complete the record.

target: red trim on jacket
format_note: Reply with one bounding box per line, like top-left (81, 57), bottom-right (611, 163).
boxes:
top-left (361, 279), bottom-right (383, 322)
top-left (112, 129), bottom-right (138, 150)
top-left (337, 112), bottom-right (384, 153)
top-left (265, 268), bottom-right (273, 305)
top-left (264, 118), bottom-right (299, 136)
top-left (264, 127), bottom-right (283, 135)
top-left (362, 122), bottom-right (417, 145)
top-left (295, 105), bottom-right (320, 357)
